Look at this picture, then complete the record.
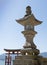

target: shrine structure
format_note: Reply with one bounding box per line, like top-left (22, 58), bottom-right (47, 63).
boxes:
top-left (13, 6), bottom-right (47, 65)
top-left (4, 49), bottom-right (21, 65)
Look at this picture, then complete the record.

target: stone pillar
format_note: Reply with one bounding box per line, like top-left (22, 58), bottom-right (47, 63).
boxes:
top-left (22, 30), bottom-right (37, 49)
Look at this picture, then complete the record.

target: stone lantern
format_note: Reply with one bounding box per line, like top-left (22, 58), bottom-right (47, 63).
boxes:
top-left (13, 6), bottom-right (47, 65)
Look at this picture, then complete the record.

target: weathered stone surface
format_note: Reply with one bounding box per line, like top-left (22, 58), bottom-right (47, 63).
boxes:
top-left (13, 55), bottom-right (47, 65)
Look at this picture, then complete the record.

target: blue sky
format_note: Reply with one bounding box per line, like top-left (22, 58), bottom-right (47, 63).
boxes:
top-left (0, 0), bottom-right (47, 54)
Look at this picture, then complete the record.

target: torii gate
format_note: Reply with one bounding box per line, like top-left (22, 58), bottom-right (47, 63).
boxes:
top-left (4, 49), bottom-right (21, 65)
